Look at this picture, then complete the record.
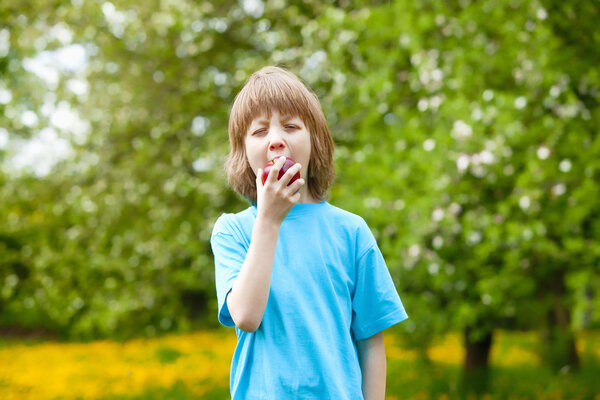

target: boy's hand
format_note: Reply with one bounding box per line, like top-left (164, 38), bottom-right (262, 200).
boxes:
top-left (255, 156), bottom-right (305, 224)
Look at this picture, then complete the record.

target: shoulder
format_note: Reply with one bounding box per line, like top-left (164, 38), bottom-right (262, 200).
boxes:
top-left (321, 202), bottom-right (371, 230)
top-left (212, 207), bottom-right (256, 237)
top-left (319, 202), bottom-right (376, 249)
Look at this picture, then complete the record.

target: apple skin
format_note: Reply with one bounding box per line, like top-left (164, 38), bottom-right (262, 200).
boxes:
top-left (261, 156), bottom-right (300, 186)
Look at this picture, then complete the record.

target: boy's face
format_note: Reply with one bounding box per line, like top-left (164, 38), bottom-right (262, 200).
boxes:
top-left (245, 110), bottom-right (312, 185)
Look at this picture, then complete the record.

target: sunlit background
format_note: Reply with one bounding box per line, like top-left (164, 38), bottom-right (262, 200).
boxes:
top-left (1, 0), bottom-right (599, 399)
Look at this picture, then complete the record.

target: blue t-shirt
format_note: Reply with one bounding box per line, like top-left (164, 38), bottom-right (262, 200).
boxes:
top-left (211, 201), bottom-right (408, 399)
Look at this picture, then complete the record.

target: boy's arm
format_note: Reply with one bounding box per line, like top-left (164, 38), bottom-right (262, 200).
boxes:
top-left (225, 215), bottom-right (281, 332)
top-left (226, 158), bottom-right (304, 333)
top-left (356, 331), bottom-right (387, 400)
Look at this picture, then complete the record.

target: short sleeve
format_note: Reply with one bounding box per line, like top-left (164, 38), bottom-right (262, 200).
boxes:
top-left (351, 244), bottom-right (408, 340)
top-left (211, 215), bottom-right (247, 327)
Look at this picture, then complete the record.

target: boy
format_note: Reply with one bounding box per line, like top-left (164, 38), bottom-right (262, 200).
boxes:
top-left (211, 66), bottom-right (408, 399)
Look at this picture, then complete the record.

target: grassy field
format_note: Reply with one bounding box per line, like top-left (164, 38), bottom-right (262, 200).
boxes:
top-left (1, 327), bottom-right (599, 399)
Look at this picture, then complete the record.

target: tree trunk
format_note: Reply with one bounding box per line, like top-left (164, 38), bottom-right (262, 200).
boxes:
top-left (543, 277), bottom-right (580, 372)
top-left (461, 325), bottom-right (493, 396)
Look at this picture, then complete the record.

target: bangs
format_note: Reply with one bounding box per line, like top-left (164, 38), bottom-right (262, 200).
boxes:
top-left (242, 86), bottom-right (311, 125)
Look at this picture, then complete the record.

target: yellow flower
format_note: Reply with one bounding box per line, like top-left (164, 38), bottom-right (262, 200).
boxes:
top-left (427, 332), bottom-right (463, 365)
top-left (0, 330), bottom-right (236, 400)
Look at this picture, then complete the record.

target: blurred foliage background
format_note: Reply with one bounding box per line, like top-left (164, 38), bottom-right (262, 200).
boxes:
top-left (1, 0), bottom-right (599, 395)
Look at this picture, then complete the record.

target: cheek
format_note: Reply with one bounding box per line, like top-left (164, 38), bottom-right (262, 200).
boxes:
top-left (302, 134), bottom-right (313, 160)
top-left (300, 139), bottom-right (312, 177)
top-left (244, 142), bottom-right (262, 170)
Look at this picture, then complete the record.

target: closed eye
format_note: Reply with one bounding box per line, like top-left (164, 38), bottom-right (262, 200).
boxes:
top-left (252, 128), bottom-right (267, 136)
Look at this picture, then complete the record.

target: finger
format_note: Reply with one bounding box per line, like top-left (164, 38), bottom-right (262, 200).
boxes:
top-left (256, 168), bottom-right (263, 188)
top-left (290, 180), bottom-right (304, 202)
top-left (267, 156), bottom-right (287, 184)
top-left (281, 163), bottom-right (302, 186)
top-left (286, 177), bottom-right (305, 195)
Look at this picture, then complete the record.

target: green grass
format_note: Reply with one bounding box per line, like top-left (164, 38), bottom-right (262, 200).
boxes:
top-left (386, 358), bottom-right (600, 399)
top-left (91, 381), bottom-right (230, 400)
top-left (154, 346), bottom-right (184, 364)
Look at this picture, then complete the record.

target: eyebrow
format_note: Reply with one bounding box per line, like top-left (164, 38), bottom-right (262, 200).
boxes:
top-left (254, 115), bottom-right (299, 125)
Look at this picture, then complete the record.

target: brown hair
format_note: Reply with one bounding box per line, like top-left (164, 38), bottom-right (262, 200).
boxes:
top-left (225, 66), bottom-right (335, 203)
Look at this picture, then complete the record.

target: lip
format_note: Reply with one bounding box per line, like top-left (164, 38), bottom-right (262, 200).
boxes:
top-left (267, 154), bottom-right (290, 162)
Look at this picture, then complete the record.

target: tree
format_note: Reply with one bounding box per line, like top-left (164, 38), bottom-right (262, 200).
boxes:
top-left (316, 0), bottom-right (600, 393)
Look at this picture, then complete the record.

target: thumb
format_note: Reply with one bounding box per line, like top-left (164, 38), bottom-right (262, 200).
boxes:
top-left (256, 168), bottom-right (263, 188)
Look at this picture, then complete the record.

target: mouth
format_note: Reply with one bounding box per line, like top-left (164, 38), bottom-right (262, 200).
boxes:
top-left (268, 154), bottom-right (289, 162)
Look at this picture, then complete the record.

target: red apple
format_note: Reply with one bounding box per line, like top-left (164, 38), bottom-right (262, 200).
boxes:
top-left (261, 156), bottom-right (300, 186)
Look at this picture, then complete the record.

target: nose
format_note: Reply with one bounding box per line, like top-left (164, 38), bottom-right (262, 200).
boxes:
top-left (268, 128), bottom-right (285, 151)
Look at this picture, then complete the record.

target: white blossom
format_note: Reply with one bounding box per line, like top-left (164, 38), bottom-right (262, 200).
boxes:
top-left (423, 138), bottom-right (436, 151)
top-left (452, 120), bottom-right (473, 140)
top-left (432, 207), bottom-right (444, 221)
top-left (552, 183), bottom-right (566, 196)
top-left (559, 159), bottom-right (572, 172)
top-left (515, 96), bottom-right (527, 109)
top-left (479, 150), bottom-right (495, 164)
top-left (408, 244), bottom-right (420, 258)
top-left (537, 145), bottom-right (550, 160)
top-left (456, 154), bottom-right (470, 172)
top-left (519, 196), bottom-right (531, 210)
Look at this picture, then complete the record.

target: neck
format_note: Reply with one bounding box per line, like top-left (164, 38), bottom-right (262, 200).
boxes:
top-left (298, 186), bottom-right (320, 203)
